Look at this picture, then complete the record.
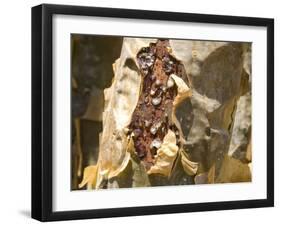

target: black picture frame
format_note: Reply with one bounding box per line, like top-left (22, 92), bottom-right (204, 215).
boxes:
top-left (32, 3), bottom-right (274, 222)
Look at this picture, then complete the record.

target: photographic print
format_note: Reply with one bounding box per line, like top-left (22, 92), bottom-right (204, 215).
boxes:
top-left (32, 4), bottom-right (273, 221)
top-left (71, 35), bottom-right (252, 190)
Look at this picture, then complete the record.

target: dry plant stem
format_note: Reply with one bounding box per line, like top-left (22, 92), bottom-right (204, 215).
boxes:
top-left (74, 118), bottom-right (83, 177)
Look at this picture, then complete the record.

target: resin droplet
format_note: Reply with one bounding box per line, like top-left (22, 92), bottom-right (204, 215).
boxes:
top-left (150, 138), bottom-right (162, 149)
top-left (167, 77), bottom-right (175, 88)
top-left (152, 97), bottom-right (162, 106)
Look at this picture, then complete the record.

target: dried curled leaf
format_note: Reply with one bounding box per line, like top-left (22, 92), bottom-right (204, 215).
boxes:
top-left (147, 129), bottom-right (179, 176)
top-left (79, 165), bottom-right (98, 189)
top-left (180, 151), bottom-right (198, 176)
top-left (171, 74), bottom-right (192, 107)
top-left (171, 74), bottom-right (192, 145)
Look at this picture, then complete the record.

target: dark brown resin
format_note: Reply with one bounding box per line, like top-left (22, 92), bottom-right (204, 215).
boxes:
top-left (129, 40), bottom-right (188, 169)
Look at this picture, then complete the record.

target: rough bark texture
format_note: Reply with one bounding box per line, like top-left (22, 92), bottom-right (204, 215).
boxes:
top-left (129, 40), bottom-right (185, 170)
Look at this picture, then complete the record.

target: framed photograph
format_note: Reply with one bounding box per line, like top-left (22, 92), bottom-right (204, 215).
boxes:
top-left (32, 4), bottom-right (274, 221)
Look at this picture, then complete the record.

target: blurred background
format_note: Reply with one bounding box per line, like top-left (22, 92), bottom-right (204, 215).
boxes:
top-left (71, 34), bottom-right (123, 189)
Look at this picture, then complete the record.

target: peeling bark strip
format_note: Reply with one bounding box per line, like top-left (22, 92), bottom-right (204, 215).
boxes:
top-left (129, 40), bottom-right (187, 169)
